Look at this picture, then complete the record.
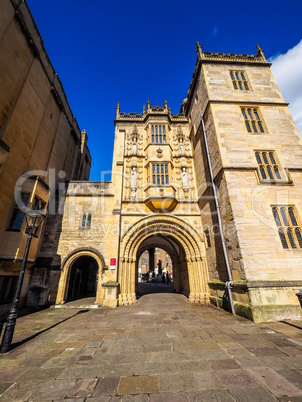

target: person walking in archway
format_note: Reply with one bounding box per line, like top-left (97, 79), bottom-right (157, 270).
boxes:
top-left (166, 271), bottom-right (170, 285)
top-left (162, 272), bottom-right (166, 284)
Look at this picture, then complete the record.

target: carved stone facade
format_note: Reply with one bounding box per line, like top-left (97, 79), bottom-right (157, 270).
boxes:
top-left (53, 44), bottom-right (302, 322)
top-left (2, 0), bottom-right (302, 322)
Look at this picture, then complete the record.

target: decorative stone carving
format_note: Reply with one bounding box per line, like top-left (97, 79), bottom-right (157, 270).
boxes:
top-left (130, 167), bottom-right (137, 189)
top-left (179, 137), bottom-right (184, 155)
top-left (182, 167), bottom-right (189, 188)
top-left (156, 148), bottom-right (163, 158)
top-left (132, 137), bottom-right (137, 155)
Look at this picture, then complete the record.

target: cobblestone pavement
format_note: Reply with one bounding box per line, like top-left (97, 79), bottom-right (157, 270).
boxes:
top-left (1, 292), bottom-right (302, 401)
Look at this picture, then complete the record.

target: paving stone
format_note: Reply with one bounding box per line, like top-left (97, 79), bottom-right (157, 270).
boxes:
top-left (58, 365), bottom-right (99, 379)
top-left (0, 380), bottom-right (40, 400)
top-left (234, 355), bottom-right (267, 367)
top-left (260, 356), bottom-right (295, 370)
top-left (277, 369), bottom-right (302, 389)
top-left (17, 367), bottom-right (63, 382)
top-left (248, 367), bottom-right (302, 397)
top-left (188, 389), bottom-right (234, 401)
top-left (0, 368), bottom-right (26, 382)
top-left (98, 363), bottom-right (135, 377)
top-left (279, 356), bottom-right (302, 369)
top-left (158, 373), bottom-right (199, 393)
top-left (229, 386), bottom-right (278, 401)
top-left (193, 371), bottom-right (220, 389)
top-left (67, 378), bottom-right (98, 398)
top-left (117, 376), bottom-right (157, 395)
top-left (123, 395), bottom-right (150, 402)
top-left (93, 377), bottom-right (121, 396)
top-left (0, 383), bottom-right (13, 397)
top-left (247, 347), bottom-right (287, 358)
top-left (149, 392), bottom-right (188, 401)
top-left (209, 359), bottom-right (241, 370)
top-left (213, 368), bottom-right (260, 389)
top-left (176, 360), bottom-right (212, 372)
top-left (134, 362), bottom-right (178, 375)
top-left (30, 379), bottom-right (76, 400)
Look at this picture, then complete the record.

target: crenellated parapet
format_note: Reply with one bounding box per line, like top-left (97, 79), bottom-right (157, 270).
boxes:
top-left (116, 99), bottom-right (188, 122)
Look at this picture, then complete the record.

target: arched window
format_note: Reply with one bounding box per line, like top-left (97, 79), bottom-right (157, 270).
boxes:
top-left (259, 166), bottom-right (267, 179)
top-left (280, 208), bottom-right (289, 226)
top-left (272, 208), bottom-right (281, 226)
top-left (273, 206), bottom-right (301, 249)
top-left (81, 213), bottom-right (86, 228)
top-left (287, 229), bottom-right (297, 248)
top-left (278, 229), bottom-right (289, 249)
top-left (231, 71), bottom-right (249, 91)
top-left (87, 213), bottom-right (92, 228)
top-left (274, 166), bottom-right (281, 180)
top-left (288, 208), bottom-right (298, 226)
top-left (255, 151), bottom-right (282, 181)
top-left (267, 166), bottom-right (274, 180)
top-left (295, 228), bottom-right (302, 248)
top-left (242, 107), bottom-right (265, 134)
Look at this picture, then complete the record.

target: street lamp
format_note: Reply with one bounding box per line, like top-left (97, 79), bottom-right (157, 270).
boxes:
top-left (0, 207), bottom-right (46, 353)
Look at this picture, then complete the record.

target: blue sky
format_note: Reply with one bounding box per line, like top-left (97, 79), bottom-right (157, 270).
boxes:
top-left (26, 0), bottom-right (302, 180)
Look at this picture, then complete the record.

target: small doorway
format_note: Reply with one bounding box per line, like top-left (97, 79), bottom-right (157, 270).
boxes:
top-left (67, 256), bottom-right (98, 301)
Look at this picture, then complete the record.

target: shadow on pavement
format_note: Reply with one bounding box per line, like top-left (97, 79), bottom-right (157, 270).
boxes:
top-left (1, 309), bottom-right (89, 352)
top-left (136, 282), bottom-right (174, 299)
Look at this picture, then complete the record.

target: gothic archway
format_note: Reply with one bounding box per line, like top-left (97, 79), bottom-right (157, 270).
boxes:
top-left (118, 215), bottom-right (209, 306)
top-left (55, 248), bottom-right (105, 305)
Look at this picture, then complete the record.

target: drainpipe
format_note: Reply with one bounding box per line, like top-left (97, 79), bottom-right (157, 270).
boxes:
top-left (200, 115), bottom-right (235, 315)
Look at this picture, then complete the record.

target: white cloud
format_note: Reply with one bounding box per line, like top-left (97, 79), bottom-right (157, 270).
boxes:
top-left (270, 40), bottom-right (302, 135)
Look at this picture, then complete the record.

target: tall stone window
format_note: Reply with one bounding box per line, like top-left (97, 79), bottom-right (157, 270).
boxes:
top-left (81, 212), bottom-right (92, 228)
top-left (230, 71), bottom-right (249, 90)
top-left (151, 125), bottom-right (166, 144)
top-left (241, 107), bottom-right (265, 133)
top-left (272, 206), bottom-right (302, 249)
top-left (255, 151), bottom-right (281, 181)
top-left (152, 164), bottom-right (169, 185)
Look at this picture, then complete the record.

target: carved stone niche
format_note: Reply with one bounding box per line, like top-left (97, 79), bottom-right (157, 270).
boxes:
top-left (131, 124), bottom-right (139, 142)
top-left (176, 125), bottom-right (185, 142)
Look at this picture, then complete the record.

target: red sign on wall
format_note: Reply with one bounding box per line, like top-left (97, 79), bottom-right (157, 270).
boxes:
top-left (110, 258), bottom-right (116, 269)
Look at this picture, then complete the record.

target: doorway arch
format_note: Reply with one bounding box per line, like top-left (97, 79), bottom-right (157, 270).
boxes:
top-left (118, 215), bottom-right (209, 306)
top-left (55, 248), bottom-right (104, 305)
top-left (66, 256), bottom-right (98, 301)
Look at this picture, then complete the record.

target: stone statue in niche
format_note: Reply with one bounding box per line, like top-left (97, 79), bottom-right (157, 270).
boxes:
top-left (181, 167), bottom-right (189, 188)
top-left (130, 167), bottom-right (137, 189)
top-left (179, 138), bottom-right (184, 155)
top-left (132, 137), bottom-right (138, 155)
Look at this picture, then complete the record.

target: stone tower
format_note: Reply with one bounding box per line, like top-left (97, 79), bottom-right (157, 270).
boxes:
top-left (185, 43), bottom-right (302, 321)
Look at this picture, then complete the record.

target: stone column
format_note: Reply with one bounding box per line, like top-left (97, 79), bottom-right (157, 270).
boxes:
top-left (186, 258), bottom-right (198, 303)
top-left (128, 259), bottom-right (137, 304)
top-left (148, 248), bottom-right (155, 272)
top-left (118, 258), bottom-right (130, 306)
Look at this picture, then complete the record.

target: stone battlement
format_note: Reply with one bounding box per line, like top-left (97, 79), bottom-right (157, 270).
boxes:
top-left (116, 100), bottom-right (188, 122)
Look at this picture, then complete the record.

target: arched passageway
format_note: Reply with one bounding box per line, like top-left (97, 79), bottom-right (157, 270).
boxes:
top-left (136, 237), bottom-right (188, 297)
top-left (67, 256), bottom-right (98, 301)
top-left (119, 215), bottom-right (209, 306)
top-left (55, 249), bottom-right (104, 305)
top-left (137, 246), bottom-right (174, 297)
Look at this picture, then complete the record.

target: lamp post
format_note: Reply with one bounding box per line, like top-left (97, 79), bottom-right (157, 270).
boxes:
top-left (0, 208), bottom-right (45, 353)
